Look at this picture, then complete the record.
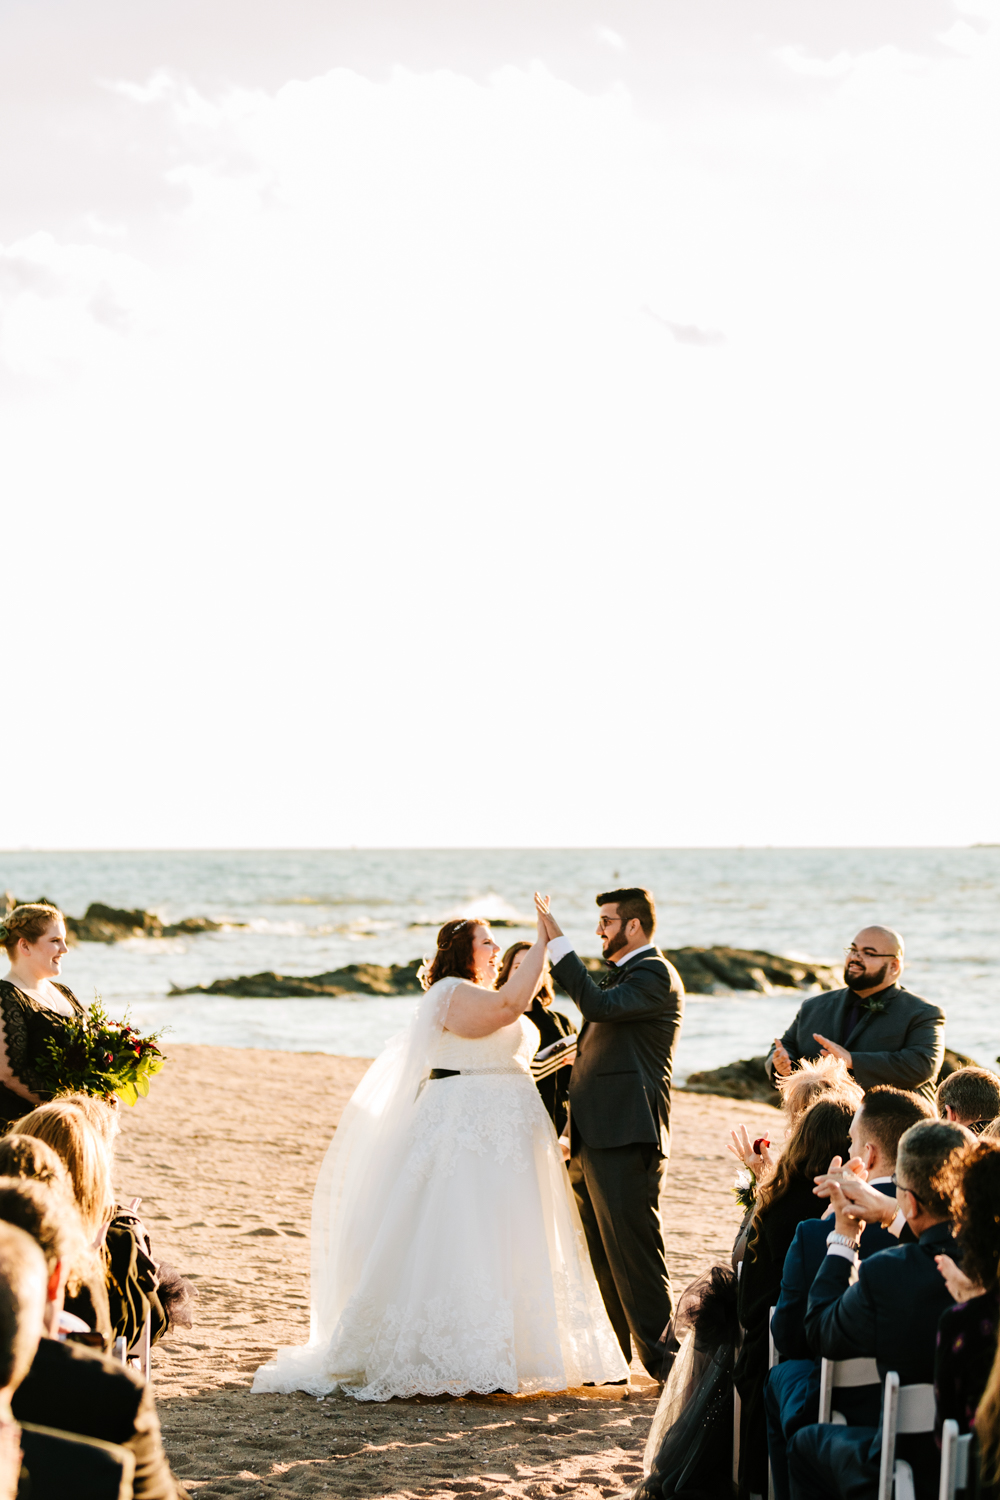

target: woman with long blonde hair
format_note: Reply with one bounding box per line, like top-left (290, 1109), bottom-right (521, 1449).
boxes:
top-left (12, 1101), bottom-right (114, 1242)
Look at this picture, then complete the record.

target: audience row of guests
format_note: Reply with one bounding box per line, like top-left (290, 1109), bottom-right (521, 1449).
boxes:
top-left (641, 1059), bottom-right (1000, 1500)
top-left (0, 1092), bottom-right (192, 1498)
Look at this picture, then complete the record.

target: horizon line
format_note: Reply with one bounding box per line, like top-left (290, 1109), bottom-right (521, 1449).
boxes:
top-left (2, 844), bottom-right (998, 855)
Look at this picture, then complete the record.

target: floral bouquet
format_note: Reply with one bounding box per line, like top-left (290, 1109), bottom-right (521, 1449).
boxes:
top-left (37, 1000), bottom-right (166, 1106)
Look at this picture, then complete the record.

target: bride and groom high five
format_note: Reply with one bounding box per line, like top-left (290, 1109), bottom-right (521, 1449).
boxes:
top-left (253, 886), bottom-right (685, 1400)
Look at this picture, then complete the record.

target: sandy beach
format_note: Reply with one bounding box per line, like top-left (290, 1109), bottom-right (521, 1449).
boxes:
top-left (115, 1045), bottom-right (779, 1499)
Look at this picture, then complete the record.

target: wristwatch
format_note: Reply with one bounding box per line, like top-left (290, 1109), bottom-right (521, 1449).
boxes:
top-left (827, 1231), bottom-right (861, 1251)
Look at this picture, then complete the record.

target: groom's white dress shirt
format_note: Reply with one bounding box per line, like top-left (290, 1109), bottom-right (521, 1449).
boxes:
top-left (548, 937), bottom-right (656, 968)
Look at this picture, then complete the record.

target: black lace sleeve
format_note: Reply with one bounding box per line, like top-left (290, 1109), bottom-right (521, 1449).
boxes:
top-left (0, 980), bottom-right (83, 1101)
top-left (0, 981), bottom-right (37, 1090)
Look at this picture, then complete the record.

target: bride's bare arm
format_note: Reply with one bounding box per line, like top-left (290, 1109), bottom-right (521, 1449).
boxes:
top-left (445, 903), bottom-right (549, 1040)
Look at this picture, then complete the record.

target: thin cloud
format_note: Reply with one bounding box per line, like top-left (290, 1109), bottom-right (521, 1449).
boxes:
top-left (594, 25), bottom-right (626, 52)
top-left (643, 306), bottom-right (726, 347)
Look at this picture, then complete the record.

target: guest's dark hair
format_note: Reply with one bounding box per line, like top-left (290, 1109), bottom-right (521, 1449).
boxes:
top-left (595, 887), bottom-right (656, 939)
top-left (0, 1221), bottom-right (47, 1390)
top-left (937, 1067), bottom-right (1000, 1132)
top-left (496, 942), bottom-right (554, 1006)
top-left (0, 1135), bottom-right (72, 1196)
top-left (0, 902), bottom-right (63, 957)
top-left (748, 1095), bottom-right (855, 1256)
top-left (421, 919), bottom-right (488, 991)
top-left (0, 1177), bottom-right (84, 1275)
top-left (940, 1140), bottom-right (1000, 1291)
top-left (858, 1086), bottom-right (933, 1165)
top-left (895, 1119), bottom-right (972, 1219)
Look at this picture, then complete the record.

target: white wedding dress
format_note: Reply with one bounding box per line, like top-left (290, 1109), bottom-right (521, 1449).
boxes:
top-left (252, 976), bottom-right (628, 1400)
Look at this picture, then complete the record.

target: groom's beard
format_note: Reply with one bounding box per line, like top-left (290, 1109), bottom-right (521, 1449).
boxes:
top-left (601, 927), bottom-right (630, 962)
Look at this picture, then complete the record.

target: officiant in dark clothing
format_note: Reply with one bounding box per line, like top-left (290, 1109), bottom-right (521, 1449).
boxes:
top-left (539, 887), bottom-right (684, 1381)
top-left (765, 926), bottom-right (944, 1103)
top-left (497, 942), bottom-right (576, 1136)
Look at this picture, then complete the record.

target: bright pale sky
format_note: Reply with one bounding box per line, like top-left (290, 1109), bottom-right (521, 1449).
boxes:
top-left (1, 1), bottom-right (997, 849)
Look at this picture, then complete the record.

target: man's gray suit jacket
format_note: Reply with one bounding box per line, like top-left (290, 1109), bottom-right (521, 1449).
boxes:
top-left (765, 983), bottom-right (945, 1101)
top-left (552, 947), bottom-right (685, 1154)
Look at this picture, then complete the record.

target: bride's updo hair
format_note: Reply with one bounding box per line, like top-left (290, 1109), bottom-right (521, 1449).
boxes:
top-left (421, 918), bottom-right (488, 990)
top-left (0, 904), bottom-right (64, 958)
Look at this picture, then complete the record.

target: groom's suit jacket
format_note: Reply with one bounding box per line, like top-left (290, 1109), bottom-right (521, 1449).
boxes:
top-left (765, 984), bottom-right (945, 1102)
top-left (552, 947), bottom-right (684, 1154)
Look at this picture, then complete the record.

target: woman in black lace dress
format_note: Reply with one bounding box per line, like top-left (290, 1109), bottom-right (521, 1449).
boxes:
top-left (497, 941), bottom-right (576, 1137)
top-left (0, 904), bottom-right (85, 1127)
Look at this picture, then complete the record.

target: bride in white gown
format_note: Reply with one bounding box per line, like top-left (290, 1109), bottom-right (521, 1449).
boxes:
top-left (252, 896), bottom-right (628, 1401)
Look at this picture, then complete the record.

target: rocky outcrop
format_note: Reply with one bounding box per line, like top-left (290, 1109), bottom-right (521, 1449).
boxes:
top-left (170, 961), bottom-right (424, 999)
top-left (683, 1047), bottom-right (987, 1106)
top-left (173, 946), bottom-right (838, 1001)
top-left (7, 897), bottom-right (244, 944)
top-left (572, 947), bottom-right (839, 996)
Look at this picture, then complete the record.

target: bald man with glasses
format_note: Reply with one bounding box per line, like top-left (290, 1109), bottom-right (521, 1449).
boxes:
top-left (765, 927), bottom-right (945, 1102)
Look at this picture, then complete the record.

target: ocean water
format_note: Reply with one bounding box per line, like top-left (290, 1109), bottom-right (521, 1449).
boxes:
top-left (2, 848), bottom-right (998, 1082)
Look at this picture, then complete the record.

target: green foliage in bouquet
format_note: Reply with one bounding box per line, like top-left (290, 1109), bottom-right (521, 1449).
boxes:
top-left (37, 1001), bottom-right (167, 1107)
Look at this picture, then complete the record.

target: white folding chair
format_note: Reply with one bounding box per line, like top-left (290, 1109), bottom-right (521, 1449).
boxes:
top-left (877, 1371), bottom-right (936, 1500)
top-left (126, 1308), bottom-right (152, 1381)
top-left (938, 1419), bottom-right (973, 1500)
top-left (818, 1356), bottom-right (880, 1424)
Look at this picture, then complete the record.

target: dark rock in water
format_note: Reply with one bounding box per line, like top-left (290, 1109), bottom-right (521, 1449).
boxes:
top-left (566, 947), bottom-right (840, 996)
top-left (67, 903), bottom-right (166, 943)
top-left (8, 900), bottom-right (248, 944)
top-left (670, 947), bottom-right (840, 995)
top-left (684, 1047), bottom-right (988, 1106)
top-left (170, 960), bottom-right (424, 999)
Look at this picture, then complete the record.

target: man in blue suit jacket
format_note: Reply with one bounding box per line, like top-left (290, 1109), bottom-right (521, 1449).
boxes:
top-left (787, 1119), bottom-right (971, 1500)
top-left (765, 1087), bottom-right (932, 1500)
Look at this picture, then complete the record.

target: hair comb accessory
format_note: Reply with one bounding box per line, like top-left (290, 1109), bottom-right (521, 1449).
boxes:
top-left (0, 924), bottom-right (7, 942)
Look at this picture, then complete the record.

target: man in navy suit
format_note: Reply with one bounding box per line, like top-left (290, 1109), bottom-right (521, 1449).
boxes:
top-left (765, 1087), bottom-right (932, 1500)
top-left (786, 1119), bottom-right (972, 1500)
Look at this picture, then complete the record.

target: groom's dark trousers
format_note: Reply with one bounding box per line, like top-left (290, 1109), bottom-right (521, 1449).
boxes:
top-left (552, 947), bottom-right (685, 1379)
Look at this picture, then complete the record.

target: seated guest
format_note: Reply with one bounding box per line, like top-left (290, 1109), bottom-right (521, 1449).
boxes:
top-left (933, 1141), bottom-right (1000, 1438)
top-left (0, 1222), bottom-right (48, 1500)
top-left (767, 927), bottom-right (944, 1102)
top-left (0, 1178), bottom-right (189, 1500)
top-left (10, 1104), bottom-right (113, 1346)
top-left (54, 1094), bottom-right (195, 1340)
top-left (728, 1060), bottom-right (863, 1271)
top-left (778, 1055), bottom-right (864, 1127)
top-left (735, 1095), bottom-right (855, 1500)
top-left (788, 1119), bottom-right (971, 1500)
top-left (937, 1068), bottom-right (1000, 1135)
top-left (0, 1135), bottom-right (71, 1197)
top-left (766, 1088), bottom-right (933, 1500)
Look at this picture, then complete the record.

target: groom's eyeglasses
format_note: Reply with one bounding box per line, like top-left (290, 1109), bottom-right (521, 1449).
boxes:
top-left (597, 917), bottom-right (623, 932)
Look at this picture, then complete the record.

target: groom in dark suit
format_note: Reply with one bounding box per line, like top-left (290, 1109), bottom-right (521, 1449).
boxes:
top-left (540, 887), bottom-right (684, 1380)
top-left (765, 926), bottom-right (945, 1103)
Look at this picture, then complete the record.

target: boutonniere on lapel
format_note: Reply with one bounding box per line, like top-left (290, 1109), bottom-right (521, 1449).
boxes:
top-left (861, 994), bottom-right (889, 1018)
